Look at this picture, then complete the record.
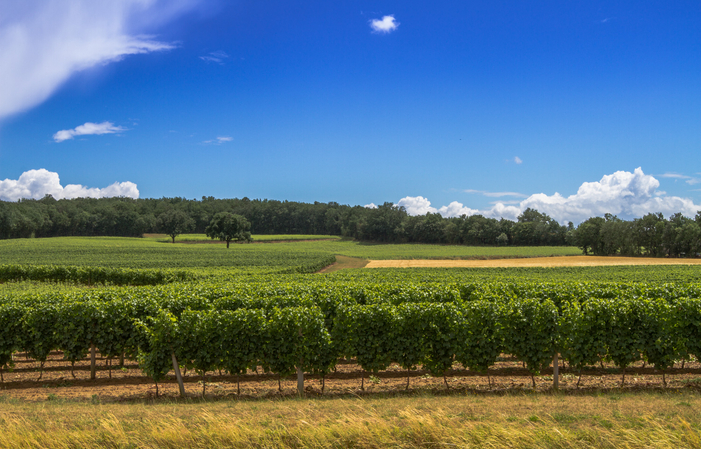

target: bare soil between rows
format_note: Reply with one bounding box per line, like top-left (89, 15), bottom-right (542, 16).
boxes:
top-left (3, 351), bottom-right (700, 402)
top-left (366, 255), bottom-right (701, 268)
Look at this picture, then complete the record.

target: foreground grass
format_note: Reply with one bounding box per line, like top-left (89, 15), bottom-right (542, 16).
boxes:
top-left (1, 391), bottom-right (700, 448)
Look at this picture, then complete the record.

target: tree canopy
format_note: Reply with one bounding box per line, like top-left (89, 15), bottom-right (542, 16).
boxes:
top-left (157, 209), bottom-right (195, 243)
top-left (205, 212), bottom-right (252, 248)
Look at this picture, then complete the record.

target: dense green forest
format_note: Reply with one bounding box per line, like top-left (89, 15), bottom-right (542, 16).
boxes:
top-left (0, 196), bottom-right (699, 256)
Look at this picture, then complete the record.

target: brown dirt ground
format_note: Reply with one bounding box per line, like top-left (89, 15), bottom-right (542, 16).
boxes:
top-left (366, 255), bottom-right (701, 268)
top-left (2, 351), bottom-right (700, 402)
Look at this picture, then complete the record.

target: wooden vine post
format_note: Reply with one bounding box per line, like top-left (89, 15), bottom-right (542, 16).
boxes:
top-left (171, 352), bottom-right (186, 397)
top-left (553, 352), bottom-right (559, 390)
top-left (296, 365), bottom-right (304, 397)
top-left (297, 326), bottom-right (305, 397)
top-left (90, 344), bottom-right (97, 380)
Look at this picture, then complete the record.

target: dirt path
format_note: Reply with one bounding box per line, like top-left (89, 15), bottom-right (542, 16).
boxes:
top-left (317, 255), bottom-right (369, 273)
top-left (366, 255), bottom-right (701, 268)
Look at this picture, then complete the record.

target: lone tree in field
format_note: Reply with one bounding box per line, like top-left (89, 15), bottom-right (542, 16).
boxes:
top-left (157, 210), bottom-right (195, 243)
top-left (205, 212), bottom-right (252, 248)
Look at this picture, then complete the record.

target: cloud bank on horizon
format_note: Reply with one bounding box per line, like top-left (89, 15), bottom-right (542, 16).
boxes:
top-left (395, 168), bottom-right (701, 224)
top-left (1, 167), bottom-right (698, 223)
top-left (0, 0), bottom-right (201, 122)
top-left (0, 169), bottom-right (139, 201)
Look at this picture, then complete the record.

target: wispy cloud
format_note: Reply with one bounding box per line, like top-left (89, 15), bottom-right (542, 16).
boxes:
top-left (0, 0), bottom-right (200, 122)
top-left (463, 189), bottom-right (527, 198)
top-left (53, 121), bottom-right (126, 142)
top-left (0, 169), bottom-right (138, 201)
top-left (199, 50), bottom-right (229, 64)
top-left (514, 156), bottom-right (523, 164)
top-left (370, 15), bottom-right (399, 34)
top-left (659, 172), bottom-right (691, 179)
top-left (658, 172), bottom-right (701, 185)
top-left (203, 136), bottom-right (233, 144)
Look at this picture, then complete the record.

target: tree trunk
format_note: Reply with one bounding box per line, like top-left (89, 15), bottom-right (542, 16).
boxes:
top-left (226, 240), bottom-right (230, 249)
top-left (620, 368), bottom-right (625, 387)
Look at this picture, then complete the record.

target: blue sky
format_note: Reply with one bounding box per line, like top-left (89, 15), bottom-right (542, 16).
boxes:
top-left (0, 0), bottom-right (699, 223)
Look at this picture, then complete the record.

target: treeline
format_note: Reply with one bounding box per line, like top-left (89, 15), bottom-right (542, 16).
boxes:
top-left (575, 213), bottom-right (701, 257)
top-left (0, 196), bottom-right (700, 254)
top-left (0, 196), bottom-right (571, 245)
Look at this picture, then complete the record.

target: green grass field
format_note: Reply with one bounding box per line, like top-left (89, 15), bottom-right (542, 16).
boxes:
top-left (145, 233), bottom-right (342, 243)
top-left (0, 236), bottom-right (582, 268)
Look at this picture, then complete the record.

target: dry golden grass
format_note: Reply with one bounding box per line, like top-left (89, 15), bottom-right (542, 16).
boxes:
top-left (366, 255), bottom-right (701, 268)
top-left (1, 391), bottom-right (700, 448)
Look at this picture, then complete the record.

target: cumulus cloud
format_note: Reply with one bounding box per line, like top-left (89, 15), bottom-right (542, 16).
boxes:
top-left (53, 121), bottom-right (126, 142)
top-left (396, 196), bottom-right (437, 215)
top-left (0, 169), bottom-right (139, 201)
top-left (370, 15), bottom-right (399, 33)
top-left (199, 50), bottom-right (229, 64)
top-left (514, 156), bottom-right (523, 164)
top-left (392, 168), bottom-right (701, 223)
top-left (203, 136), bottom-right (233, 144)
top-left (364, 203), bottom-right (378, 209)
top-left (515, 168), bottom-right (701, 223)
top-left (0, 0), bottom-right (201, 121)
top-left (437, 201), bottom-right (480, 218)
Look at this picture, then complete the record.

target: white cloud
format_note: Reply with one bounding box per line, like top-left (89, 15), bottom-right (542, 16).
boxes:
top-left (370, 15), bottom-right (399, 34)
top-left (514, 167), bottom-right (700, 223)
top-left (464, 189), bottom-right (527, 198)
top-left (514, 156), bottom-right (523, 164)
top-left (0, 169), bottom-right (139, 201)
top-left (660, 172), bottom-right (690, 179)
top-left (396, 196), bottom-right (437, 215)
top-left (199, 50), bottom-right (229, 64)
top-left (364, 203), bottom-right (378, 209)
top-left (394, 168), bottom-right (701, 224)
top-left (0, 0), bottom-right (201, 121)
top-left (53, 121), bottom-right (126, 142)
top-left (437, 201), bottom-right (480, 218)
top-left (203, 136), bottom-right (233, 144)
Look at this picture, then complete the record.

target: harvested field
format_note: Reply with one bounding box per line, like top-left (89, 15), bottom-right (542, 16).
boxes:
top-left (366, 255), bottom-right (701, 268)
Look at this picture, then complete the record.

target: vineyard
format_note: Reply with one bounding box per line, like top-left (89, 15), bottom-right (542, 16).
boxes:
top-left (1, 236), bottom-right (701, 400)
top-left (2, 272), bottom-right (701, 398)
